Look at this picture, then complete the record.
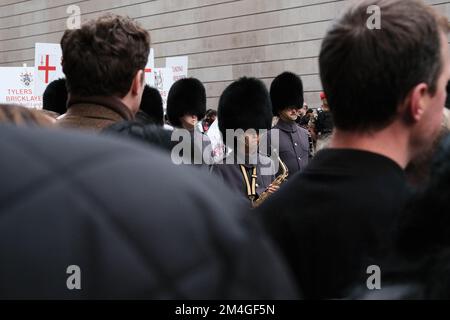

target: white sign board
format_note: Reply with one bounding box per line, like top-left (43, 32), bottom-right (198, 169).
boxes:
top-left (0, 67), bottom-right (43, 109)
top-left (154, 67), bottom-right (174, 111)
top-left (165, 56), bottom-right (188, 83)
top-left (34, 43), bottom-right (64, 97)
top-left (145, 48), bottom-right (155, 87)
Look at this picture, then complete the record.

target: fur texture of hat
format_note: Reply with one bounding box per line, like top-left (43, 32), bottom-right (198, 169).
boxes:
top-left (167, 78), bottom-right (206, 128)
top-left (43, 78), bottom-right (68, 115)
top-left (269, 72), bottom-right (304, 116)
top-left (218, 77), bottom-right (273, 140)
top-left (139, 85), bottom-right (164, 126)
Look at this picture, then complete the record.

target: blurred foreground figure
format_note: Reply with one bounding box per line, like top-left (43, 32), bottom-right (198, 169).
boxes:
top-left (0, 104), bottom-right (54, 127)
top-left (0, 125), bottom-right (298, 299)
top-left (351, 134), bottom-right (450, 299)
top-left (258, 0), bottom-right (450, 299)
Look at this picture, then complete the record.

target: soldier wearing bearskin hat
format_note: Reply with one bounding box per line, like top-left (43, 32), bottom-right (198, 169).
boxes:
top-left (210, 77), bottom-right (279, 205)
top-left (268, 72), bottom-right (311, 175)
top-left (167, 77), bottom-right (213, 165)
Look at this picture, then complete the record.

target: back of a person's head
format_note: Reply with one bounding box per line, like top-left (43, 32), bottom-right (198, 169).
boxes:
top-left (0, 104), bottom-right (54, 128)
top-left (218, 77), bottom-right (273, 142)
top-left (166, 77), bottom-right (206, 127)
top-left (319, 0), bottom-right (449, 132)
top-left (61, 14), bottom-right (150, 98)
top-left (104, 121), bottom-right (174, 152)
top-left (270, 71), bottom-right (304, 116)
top-left (137, 85), bottom-right (164, 126)
top-left (42, 78), bottom-right (68, 115)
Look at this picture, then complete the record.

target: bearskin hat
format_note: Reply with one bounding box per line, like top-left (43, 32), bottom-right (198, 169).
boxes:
top-left (42, 78), bottom-right (68, 115)
top-left (167, 77), bottom-right (206, 128)
top-left (138, 85), bottom-right (164, 126)
top-left (218, 77), bottom-right (272, 142)
top-left (269, 72), bottom-right (304, 116)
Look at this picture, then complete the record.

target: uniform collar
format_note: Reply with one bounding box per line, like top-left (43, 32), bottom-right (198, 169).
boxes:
top-left (276, 119), bottom-right (298, 133)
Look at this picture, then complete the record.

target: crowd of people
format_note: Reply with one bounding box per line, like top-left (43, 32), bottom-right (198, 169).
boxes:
top-left (1, 0), bottom-right (450, 299)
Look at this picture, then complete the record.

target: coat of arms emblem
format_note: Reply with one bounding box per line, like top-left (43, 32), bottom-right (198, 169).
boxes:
top-left (20, 72), bottom-right (33, 87)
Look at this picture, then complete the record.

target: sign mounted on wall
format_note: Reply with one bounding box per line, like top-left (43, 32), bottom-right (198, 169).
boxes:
top-left (165, 56), bottom-right (189, 83)
top-left (34, 43), bottom-right (64, 97)
top-left (153, 67), bottom-right (174, 111)
top-left (0, 67), bottom-right (43, 109)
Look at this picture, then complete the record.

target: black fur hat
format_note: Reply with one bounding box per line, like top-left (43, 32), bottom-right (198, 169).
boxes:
top-left (138, 85), bottom-right (164, 126)
top-left (270, 72), bottom-right (304, 116)
top-left (218, 77), bottom-right (272, 141)
top-left (42, 78), bottom-right (68, 115)
top-left (167, 77), bottom-right (206, 127)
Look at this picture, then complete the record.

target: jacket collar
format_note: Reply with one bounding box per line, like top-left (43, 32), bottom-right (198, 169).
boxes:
top-left (67, 95), bottom-right (134, 121)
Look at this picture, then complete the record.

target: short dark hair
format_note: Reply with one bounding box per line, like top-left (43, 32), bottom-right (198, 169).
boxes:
top-left (319, 0), bottom-right (449, 132)
top-left (42, 78), bottom-right (67, 114)
top-left (61, 14), bottom-right (150, 98)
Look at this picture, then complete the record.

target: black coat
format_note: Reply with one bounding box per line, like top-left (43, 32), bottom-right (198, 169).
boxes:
top-left (0, 124), bottom-right (299, 299)
top-left (258, 149), bottom-right (411, 299)
top-left (268, 119), bottom-right (310, 176)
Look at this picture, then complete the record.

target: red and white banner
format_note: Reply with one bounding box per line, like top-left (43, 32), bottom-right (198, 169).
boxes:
top-left (0, 67), bottom-right (43, 109)
top-left (34, 43), bottom-right (64, 97)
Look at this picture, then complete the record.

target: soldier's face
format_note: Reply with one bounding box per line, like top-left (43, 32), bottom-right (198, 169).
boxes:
top-left (244, 131), bottom-right (259, 155)
top-left (279, 107), bottom-right (299, 122)
top-left (180, 114), bottom-right (198, 130)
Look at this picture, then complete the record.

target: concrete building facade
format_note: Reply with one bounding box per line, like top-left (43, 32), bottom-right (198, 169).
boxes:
top-left (0, 0), bottom-right (449, 108)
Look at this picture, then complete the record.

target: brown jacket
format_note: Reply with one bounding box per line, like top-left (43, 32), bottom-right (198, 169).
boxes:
top-left (56, 96), bottom-right (134, 132)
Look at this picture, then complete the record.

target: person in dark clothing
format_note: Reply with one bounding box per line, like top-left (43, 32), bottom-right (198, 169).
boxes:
top-left (211, 77), bottom-right (279, 206)
top-left (351, 134), bottom-right (450, 300)
top-left (268, 72), bottom-right (311, 175)
top-left (42, 78), bottom-right (68, 117)
top-left (135, 85), bottom-right (164, 126)
top-left (167, 78), bottom-right (212, 165)
top-left (104, 121), bottom-right (175, 152)
top-left (258, 0), bottom-right (450, 299)
top-left (0, 124), bottom-right (299, 299)
top-left (56, 14), bottom-right (150, 132)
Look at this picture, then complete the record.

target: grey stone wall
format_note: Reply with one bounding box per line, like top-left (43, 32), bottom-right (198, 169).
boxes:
top-left (0, 0), bottom-right (449, 108)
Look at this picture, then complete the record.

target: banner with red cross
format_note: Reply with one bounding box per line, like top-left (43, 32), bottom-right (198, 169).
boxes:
top-left (34, 43), bottom-right (64, 97)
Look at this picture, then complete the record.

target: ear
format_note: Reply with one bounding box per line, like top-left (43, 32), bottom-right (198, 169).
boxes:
top-left (406, 83), bottom-right (429, 123)
top-left (131, 70), bottom-right (145, 96)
